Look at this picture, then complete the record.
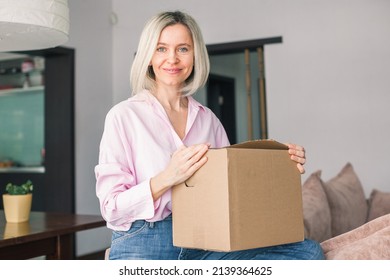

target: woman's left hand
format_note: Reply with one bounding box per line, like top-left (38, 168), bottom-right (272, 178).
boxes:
top-left (286, 143), bottom-right (306, 174)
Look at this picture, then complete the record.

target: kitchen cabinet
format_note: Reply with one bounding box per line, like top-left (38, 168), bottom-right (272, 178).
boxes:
top-left (0, 47), bottom-right (75, 213)
top-left (0, 86), bottom-right (45, 172)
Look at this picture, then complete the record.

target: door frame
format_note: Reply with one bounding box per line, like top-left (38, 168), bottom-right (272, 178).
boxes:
top-left (207, 37), bottom-right (282, 140)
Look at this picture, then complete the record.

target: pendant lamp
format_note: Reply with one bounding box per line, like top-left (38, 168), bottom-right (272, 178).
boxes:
top-left (0, 0), bottom-right (69, 51)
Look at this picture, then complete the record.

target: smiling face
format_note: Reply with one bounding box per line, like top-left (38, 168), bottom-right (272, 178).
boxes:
top-left (150, 23), bottom-right (194, 92)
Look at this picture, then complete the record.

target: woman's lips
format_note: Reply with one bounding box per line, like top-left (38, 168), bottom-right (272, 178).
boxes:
top-left (163, 68), bottom-right (181, 74)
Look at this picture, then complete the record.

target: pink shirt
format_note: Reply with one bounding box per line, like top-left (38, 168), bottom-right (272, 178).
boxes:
top-left (95, 90), bottom-right (230, 231)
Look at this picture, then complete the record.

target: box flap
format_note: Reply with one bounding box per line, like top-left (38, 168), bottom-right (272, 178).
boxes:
top-left (228, 139), bottom-right (288, 150)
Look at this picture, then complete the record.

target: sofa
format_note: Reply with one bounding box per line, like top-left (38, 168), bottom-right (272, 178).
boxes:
top-left (302, 162), bottom-right (390, 259)
top-left (105, 162), bottom-right (389, 260)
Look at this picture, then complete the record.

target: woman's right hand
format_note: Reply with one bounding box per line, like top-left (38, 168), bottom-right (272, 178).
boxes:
top-left (150, 143), bottom-right (209, 200)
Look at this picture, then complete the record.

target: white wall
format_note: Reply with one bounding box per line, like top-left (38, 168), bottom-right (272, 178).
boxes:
top-left (111, 0), bottom-right (390, 193)
top-left (65, 0), bottom-right (113, 256)
top-left (67, 0), bottom-right (390, 255)
top-left (263, 1), bottom-right (390, 189)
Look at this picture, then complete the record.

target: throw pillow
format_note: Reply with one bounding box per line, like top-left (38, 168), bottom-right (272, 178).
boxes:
top-left (321, 213), bottom-right (390, 259)
top-left (368, 189), bottom-right (390, 221)
top-left (322, 162), bottom-right (368, 237)
top-left (301, 170), bottom-right (332, 242)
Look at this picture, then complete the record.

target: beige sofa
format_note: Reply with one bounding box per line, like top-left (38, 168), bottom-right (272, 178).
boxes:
top-left (302, 162), bottom-right (390, 259)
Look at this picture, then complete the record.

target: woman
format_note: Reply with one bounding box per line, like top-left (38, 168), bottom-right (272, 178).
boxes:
top-left (95, 10), bottom-right (324, 260)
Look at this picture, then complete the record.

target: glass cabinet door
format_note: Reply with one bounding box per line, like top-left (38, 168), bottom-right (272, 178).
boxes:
top-left (0, 54), bottom-right (45, 173)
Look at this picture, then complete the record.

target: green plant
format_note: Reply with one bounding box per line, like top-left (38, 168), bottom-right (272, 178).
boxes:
top-left (5, 180), bottom-right (33, 195)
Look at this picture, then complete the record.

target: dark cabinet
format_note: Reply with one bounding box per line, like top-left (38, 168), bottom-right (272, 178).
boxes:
top-left (0, 47), bottom-right (75, 213)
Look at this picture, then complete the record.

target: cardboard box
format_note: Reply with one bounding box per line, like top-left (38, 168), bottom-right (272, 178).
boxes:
top-left (172, 139), bottom-right (304, 252)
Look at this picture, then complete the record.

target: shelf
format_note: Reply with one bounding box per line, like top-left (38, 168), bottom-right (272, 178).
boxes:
top-left (0, 86), bottom-right (44, 97)
top-left (0, 166), bottom-right (45, 173)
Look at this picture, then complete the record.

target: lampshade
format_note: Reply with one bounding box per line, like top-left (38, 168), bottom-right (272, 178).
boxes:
top-left (0, 0), bottom-right (69, 52)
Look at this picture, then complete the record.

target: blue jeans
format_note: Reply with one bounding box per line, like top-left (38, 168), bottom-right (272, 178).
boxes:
top-left (109, 215), bottom-right (324, 260)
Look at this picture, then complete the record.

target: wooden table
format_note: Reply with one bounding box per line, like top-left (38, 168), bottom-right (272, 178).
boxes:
top-left (0, 211), bottom-right (106, 260)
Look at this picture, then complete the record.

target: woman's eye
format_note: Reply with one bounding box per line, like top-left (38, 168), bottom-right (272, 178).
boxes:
top-left (178, 47), bottom-right (188, 53)
top-left (156, 47), bottom-right (166, 52)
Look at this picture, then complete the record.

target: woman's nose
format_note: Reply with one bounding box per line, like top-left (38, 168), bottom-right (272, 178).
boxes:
top-left (167, 50), bottom-right (178, 63)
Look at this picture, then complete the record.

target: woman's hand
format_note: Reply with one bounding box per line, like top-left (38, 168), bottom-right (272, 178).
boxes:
top-left (150, 143), bottom-right (209, 200)
top-left (286, 143), bottom-right (306, 174)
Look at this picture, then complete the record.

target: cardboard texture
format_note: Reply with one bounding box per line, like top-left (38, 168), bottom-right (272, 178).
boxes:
top-left (172, 139), bottom-right (304, 252)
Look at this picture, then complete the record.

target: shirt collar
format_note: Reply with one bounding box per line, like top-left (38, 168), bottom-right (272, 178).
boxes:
top-left (130, 89), bottom-right (206, 112)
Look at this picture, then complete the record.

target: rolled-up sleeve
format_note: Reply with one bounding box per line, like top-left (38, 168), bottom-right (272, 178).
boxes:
top-left (95, 108), bottom-right (155, 230)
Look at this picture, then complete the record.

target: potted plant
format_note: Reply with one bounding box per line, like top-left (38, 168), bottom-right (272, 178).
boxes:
top-left (2, 180), bottom-right (33, 223)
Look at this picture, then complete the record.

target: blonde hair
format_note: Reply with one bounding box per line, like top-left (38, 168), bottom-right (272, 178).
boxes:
top-left (130, 11), bottom-right (210, 96)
